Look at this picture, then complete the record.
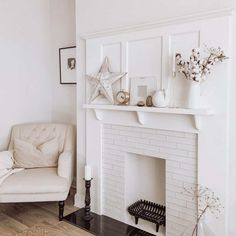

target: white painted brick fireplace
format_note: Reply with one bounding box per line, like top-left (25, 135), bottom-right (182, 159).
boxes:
top-left (102, 124), bottom-right (197, 235)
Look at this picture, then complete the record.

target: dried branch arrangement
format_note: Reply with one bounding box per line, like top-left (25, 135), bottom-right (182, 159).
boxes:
top-left (176, 46), bottom-right (228, 83)
top-left (184, 185), bottom-right (223, 236)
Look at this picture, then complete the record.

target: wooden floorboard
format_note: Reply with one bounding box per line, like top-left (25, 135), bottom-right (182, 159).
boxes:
top-left (0, 189), bottom-right (92, 236)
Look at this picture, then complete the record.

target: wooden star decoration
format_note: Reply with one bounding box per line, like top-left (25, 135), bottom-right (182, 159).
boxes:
top-left (87, 57), bottom-right (127, 104)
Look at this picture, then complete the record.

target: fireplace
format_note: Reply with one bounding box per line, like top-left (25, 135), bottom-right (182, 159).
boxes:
top-left (101, 124), bottom-right (197, 235)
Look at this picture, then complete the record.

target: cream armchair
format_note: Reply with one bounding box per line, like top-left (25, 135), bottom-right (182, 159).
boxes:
top-left (0, 123), bottom-right (75, 220)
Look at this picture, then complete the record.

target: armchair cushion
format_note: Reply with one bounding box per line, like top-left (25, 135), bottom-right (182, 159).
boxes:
top-left (13, 138), bottom-right (59, 168)
top-left (0, 168), bottom-right (69, 194)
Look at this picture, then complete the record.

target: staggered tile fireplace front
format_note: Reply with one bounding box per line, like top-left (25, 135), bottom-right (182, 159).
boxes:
top-left (102, 124), bottom-right (198, 236)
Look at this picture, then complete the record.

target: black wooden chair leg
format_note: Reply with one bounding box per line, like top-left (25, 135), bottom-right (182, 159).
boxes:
top-left (59, 201), bottom-right (65, 221)
top-left (135, 216), bottom-right (139, 225)
top-left (156, 224), bottom-right (160, 232)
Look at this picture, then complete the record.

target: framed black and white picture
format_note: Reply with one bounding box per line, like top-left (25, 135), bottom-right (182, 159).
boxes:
top-left (130, 76), bottom-right (157, 105)
top-left (59, 46), bottom-right (76, 84)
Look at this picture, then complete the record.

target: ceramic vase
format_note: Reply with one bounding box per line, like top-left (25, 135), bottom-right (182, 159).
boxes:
top-left (187, 81), bottom-right (201, 109)
top-left (152, 89), bottom-right (168, 107)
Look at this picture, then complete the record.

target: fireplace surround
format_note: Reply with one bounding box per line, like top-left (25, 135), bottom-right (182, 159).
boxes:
top-left (102, 124), bottom-right (197, 235)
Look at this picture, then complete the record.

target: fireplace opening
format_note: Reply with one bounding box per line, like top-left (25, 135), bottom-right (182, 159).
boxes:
top-left (125, 153), bottom-right (166, 235)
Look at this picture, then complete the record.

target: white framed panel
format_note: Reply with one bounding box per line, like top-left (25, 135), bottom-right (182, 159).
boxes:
top-left (168, 31), bottom-right (200, 108)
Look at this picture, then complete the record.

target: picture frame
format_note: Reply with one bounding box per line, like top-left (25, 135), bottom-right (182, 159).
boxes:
top-left (130, 76), bottom-right (157, 105)
top-left (59, 46), bottom-right (76, 84)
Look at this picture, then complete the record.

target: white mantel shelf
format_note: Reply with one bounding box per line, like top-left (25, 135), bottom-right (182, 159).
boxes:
top-left (83, 104), bottom-right (213, 130)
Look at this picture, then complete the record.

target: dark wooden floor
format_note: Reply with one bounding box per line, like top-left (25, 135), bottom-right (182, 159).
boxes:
top-left (0, 189), bottom-right (92, 236)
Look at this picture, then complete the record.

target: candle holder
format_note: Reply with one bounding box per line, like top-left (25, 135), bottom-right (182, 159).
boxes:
top-left (83, 178), bottom-right (93, 221)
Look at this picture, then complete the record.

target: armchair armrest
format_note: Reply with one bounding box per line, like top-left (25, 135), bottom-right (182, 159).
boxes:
top-left (58, 151), bottom-right (74, 185)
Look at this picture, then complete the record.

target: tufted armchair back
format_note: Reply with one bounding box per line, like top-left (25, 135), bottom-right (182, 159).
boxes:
top-left (8, 123), bottom-right (75, 155)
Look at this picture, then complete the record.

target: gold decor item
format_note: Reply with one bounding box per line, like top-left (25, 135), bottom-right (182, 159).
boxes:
top-left (116, 90), bottom-right (130, 105)
top-left (137, 101), bottom-right (145, 107)
top-left (146, 96), bottom-right (153, 107)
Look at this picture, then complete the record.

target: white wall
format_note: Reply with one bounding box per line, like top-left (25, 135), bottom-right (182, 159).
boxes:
top-left (0, 0), bottom-right (52, 150)
top-left (228, 15), bottom-right (236, 236)
top-left (50, 0), bottom-right (76, 125)
top-left (0, 0), bottom-right (76, 152)
top-left (77, 0), bottom-right (236, 35)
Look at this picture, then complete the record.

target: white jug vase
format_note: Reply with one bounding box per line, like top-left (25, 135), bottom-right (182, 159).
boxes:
top-left (153, 89), bottom-right (168, 107)
top-left (187, 81), bottom-right (201, 109)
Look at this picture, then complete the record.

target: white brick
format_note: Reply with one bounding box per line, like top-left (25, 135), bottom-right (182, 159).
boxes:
top-left (180, 206), bottom-right (197, 217)
top-left (166, 190), bottom-right (176, 198)
top-left (142, 133), bottom-right (167, 141)
top-left (189, 151), bottom-right (197, 158)
top-left (150, 139), bottom-right (177, 148)
top-left (133, 126), bottom-right (157, 134)
top-left (166, 177), bottom-right (184, 188)
top-left (187, 201), bottom-right (197, 210)
top-left (119, 130), bottom-right (142, 138)
top-left (180, 163), bottom-right (196, 171)
top-left (171, 173), bottom-right (197, 184)
top-left (177, 143), bottom-right (196, 152)
top-left (114, 140), bottom-right (136, 148)
top-left (126, 136), bottom-right (149, 144)
top-left (103, 128), bottom-right (120, 135)
top-left (185, 132), bottom-right (197, 139)
top-left (160, 147), bottom-right (188, 157)
top-left (167, 197), bottom-right (187, 207)
top-left (175, 193), bottom-right (195, 202)
top-left (168, 221), bottom-right (186, 232)
top-left (166, 184), bottom-right (184, 193)
top-left (103, 169), bottom-right (123, 178)
top-left (111, 125), bottom-right (132, 131)
top-left (166, 202), bottom-right (183, 212)
top-left (167, 136), bottom-right (197, 145)
top-left (167, 215), bottom-right (192, 227)
top-left (167, 168), bottom-right (196, 178)
top-left (168, 155), bottom-right (196, 165)
top-left (166, 160), bottom-right (181, 168)
top-left (166, 207), bottom-right (180, 217)
top-left (157, 129), bottom-right (186, 138)
top-left (166, 228), bottom-right (181, 236)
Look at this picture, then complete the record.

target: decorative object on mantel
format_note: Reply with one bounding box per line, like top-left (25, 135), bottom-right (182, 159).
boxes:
top-left (137, 101), bottom-right (145, 107)
top-left (87, 57), bottom-right (127, 104)
top-left (83, 165), bottom-right (93, 221)
top-left (130, 76), bottom-right (157, 105)
top-left (59, 46), bottom-right (76, 84)
top-left (128, 200), bottom-right (166, 232)
top-left (176, 46), bottom-right (228, 109)
top-left (116, 90), bottom-right (130, 105)
top-left (146, 95), bottom-right (153, 107)
top-left (152, 89), bottom-right (168, 107)
top-left (182, 185), bottom-right (223, 236)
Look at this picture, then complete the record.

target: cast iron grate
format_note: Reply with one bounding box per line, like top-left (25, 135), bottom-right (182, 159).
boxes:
top-left (127, 228), bottom-right (156, 236)
top-left (127, 200), bottom-right (166, 232)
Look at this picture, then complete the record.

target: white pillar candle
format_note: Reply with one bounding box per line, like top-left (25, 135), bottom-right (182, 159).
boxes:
top-left (85, 165), bottom-right (92, 180)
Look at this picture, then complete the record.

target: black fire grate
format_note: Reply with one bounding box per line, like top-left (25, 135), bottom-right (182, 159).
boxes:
top-left (126, 228), bottom-right (156, 236)
top-left (127, 200), bottom-right (166, 232)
